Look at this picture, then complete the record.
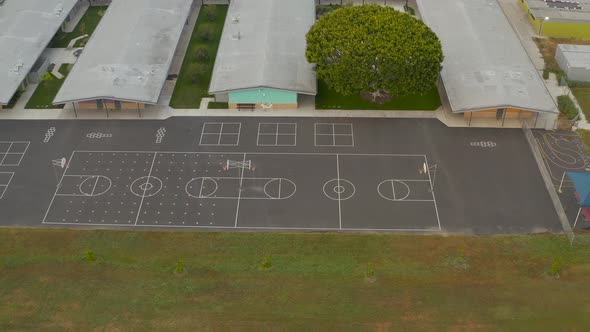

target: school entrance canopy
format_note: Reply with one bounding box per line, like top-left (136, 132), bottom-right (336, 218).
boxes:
top-left (566, 172), bottom-right (590, 227)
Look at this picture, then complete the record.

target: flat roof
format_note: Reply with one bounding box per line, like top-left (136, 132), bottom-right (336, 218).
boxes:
top-left (0, 0), bottom-right (79, 105)
top-left (417, 0), bottom-right (557, 113)
top-left (558, 44), bottom-right (590, 68)
top-left (524, 0), bottom-right (590, 22)
top-left (54, 0), bottom-right (193, 105)
top-left (209, 0), bottom-right (317, 95)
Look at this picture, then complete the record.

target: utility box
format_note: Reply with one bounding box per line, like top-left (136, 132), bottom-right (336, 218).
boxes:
top-left (556, 44), bottom-right (590, 82)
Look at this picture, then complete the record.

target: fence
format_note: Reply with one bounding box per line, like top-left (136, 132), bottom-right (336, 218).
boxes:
top-left (522, 122), bottom-right (575, 244)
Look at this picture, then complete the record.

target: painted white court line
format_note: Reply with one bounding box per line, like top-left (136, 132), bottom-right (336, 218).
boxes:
top-left (425, 156), bottom-right (442, 231)
top-left (257, 123), bottom-right (297, 146)
top-left (0, 143), bottom-right (13, 165)
top-left (234, 153), bottom-right (246, 228)
top-left (73, 150), bottom-right (427, 158)
top-left (199, 122), bottom-right (242, 146)
top-left (0, 141), bottom-right (30, 166)
top-left (42, 151), bottom-right (75, 224)
top-left (134, 153), bottom-right (158, 226)
top-left (0, 172), bottom-right (14, 199)
top-left (336, 154), bottom-right (342, 229)
top-left (314, 124), bottom-right (354, 147)
top-left (41, 221), bottom-right (441, 232)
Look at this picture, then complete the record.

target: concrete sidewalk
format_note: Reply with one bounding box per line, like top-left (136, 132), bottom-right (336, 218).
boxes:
top-left (0, 105), bottom-right (440, 120)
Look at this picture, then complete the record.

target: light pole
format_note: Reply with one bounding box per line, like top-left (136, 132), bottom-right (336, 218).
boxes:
top-left (538, 16), bottom-right (549, 35)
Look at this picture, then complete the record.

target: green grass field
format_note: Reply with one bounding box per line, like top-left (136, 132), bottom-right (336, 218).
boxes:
top-left (48, 6), bottom-right (107, 48)
top-left (1, 229), bottom-right (589, 330)
top-left (169, 5), bottom-right (228, 109)
top-left (25, 64), bottom-right (72, 109)
top-left (315, 80), bottom-right (441, 110)
top-left (572, 87), bottom-right (590, 120)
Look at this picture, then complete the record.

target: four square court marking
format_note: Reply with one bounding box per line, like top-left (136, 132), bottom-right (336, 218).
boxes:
top-left (199, 122), bottom-right (241, 146)
top-left (43, 151), bottom-right (441, 232)
top-left (257, 123), bottom-right (297, 146)
top-left (315, 123), bottom-right (354, 147)
top-left (0, 172), bottom-right (14, 199)
top-left (0, 141), bottom-right (30, 166)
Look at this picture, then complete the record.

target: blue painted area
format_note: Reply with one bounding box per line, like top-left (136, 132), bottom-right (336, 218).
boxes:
top-left (229, 89), bottom-right (297, 104)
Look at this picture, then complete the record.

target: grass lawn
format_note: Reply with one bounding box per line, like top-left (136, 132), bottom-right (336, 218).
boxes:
top-left (1, 229), bottom-right (589, 330)
top-left (25, 64), bottom-right (71, 109)
top-left (572, 87), bottom-right (590, 120)
top-left (315, 80), bottom-right (441, 110)
top-left (169, 5), bottom-right (228, 109)
top-left (577, 129), bottom-right (590, 154)
top-left (208, 101), bottom-right (228, 109)
top-left (48, 6), bottom-right (107, 48)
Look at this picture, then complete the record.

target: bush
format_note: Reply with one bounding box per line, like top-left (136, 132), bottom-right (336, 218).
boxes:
top-left (542, 69), bottom-right (549, 80)
top-left (205, 7), bottom-right (217, 21)
top-left (85, 250), bottom-right (95, 263)
top-left (557, 95), bottom-right (578, 120)
top-left (366, 262), bottom-right (375, 277)
top-left (548, 258), bottom-right (560, 277)
top-left (189, 63), bottom-right (209, 84)
top-left (200, 27), bottom-right (213, 41)
top-left (260, 256), bottom-right (272, 270)
top-left (194, 47), bottom-right (209, 62)
top-left (175, 258), bottom-right (184, 274)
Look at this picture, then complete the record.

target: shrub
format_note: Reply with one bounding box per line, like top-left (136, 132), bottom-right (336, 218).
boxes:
top-left (200, 28), bottom-right (213, 41)
top-left (205, 7), bottom-right (217, 21)
top-left (175, 258), bottom-right (184, 274)
top-left (194, 47), bottom-right (209, 62)
top-left (189, 64), bottom-right (209, 84)
top-left (548, 258), bottom-right (560, 277)
top-left (366, 262), bottom-right (375, 277)
top-left (85, 250), bottom-right (95, 263)
top-left (542, 69), bottom-right (549, 80)
top-left (557, 95), bottom-right (578, 120)
top-left (260, 256), bottom-right (272, 270)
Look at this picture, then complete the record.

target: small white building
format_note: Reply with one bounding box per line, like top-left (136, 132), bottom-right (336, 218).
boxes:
top-left (556, 44), bottom-right (590, 82)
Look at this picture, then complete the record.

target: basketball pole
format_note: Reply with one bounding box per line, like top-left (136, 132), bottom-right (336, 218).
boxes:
top-left (558, 172), bottom-right (566, 194)
top-left (430, 165), bottom-right (438, 192)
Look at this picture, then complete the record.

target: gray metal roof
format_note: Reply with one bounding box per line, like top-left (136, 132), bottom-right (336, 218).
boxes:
top-left (54, 0), bottom-right (193, 105)
top-left (558, 44), bottom-right (590, 68)
top-left (0, 0), bottom-right (79, 105)
top-left (524, 0), bottom-right (590, 22)
top-left (417, 0), bottom-right (557, 113)
top-left (209, 0), bottom-right (317, 95)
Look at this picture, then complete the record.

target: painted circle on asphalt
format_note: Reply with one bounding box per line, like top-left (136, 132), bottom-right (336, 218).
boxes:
top-left (323, 179), bottom-right (355, 200)
top-left (264, 178), bottom-right (296, 199)
top-left (186, 177), bottom-right (219, 198)
top-left (79, 175), bottom-right (112, 196)
top-left (130, 176), bottom-right (163, 198)
top-left (377, 179), bottom-right (410, 201)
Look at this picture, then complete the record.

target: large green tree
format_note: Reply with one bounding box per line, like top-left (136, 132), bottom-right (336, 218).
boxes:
top-left (306, 5), bottom-right (443, 101)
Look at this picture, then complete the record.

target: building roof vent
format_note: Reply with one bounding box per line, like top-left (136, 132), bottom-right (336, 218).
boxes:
top-left (231, 32), bottom-right (241, 40)
top-left (231, 16), bottom-right (239, 23)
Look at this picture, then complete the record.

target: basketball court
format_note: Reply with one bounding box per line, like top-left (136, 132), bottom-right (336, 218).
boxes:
top-left (42, 151), bottom-right (440, 231)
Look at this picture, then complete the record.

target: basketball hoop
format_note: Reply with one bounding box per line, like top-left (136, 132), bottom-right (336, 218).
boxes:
top-left (223, 159), bottom-right (252, 171)
top-left (52, 157), bottom-right (67, 169)
top-left (418, 162), bottom-right (427, 174)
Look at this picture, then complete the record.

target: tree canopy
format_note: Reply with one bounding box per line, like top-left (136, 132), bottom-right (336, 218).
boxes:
top-left (306, 5), bottom-right (443, 100)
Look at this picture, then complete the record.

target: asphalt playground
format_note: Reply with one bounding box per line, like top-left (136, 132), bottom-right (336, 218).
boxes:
top-left (0, 117), bottom-right (563, 234)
